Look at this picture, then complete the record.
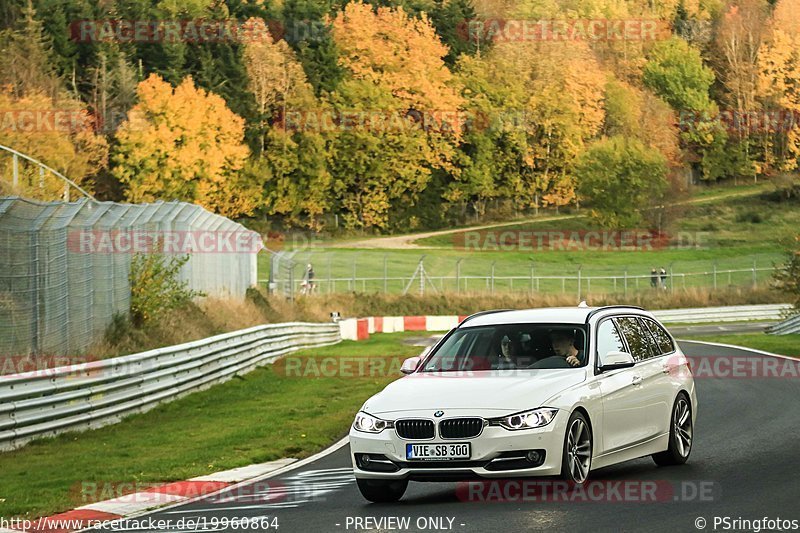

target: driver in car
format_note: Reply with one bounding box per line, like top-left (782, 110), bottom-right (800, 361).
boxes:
top-left (550, 330), bottom-right (583, 367)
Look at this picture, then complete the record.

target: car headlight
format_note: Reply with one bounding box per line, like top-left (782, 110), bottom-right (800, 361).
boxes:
top-left (491, 408), bottom-right (559, 430)
top-left (353, 412), bottom-right (394, 433)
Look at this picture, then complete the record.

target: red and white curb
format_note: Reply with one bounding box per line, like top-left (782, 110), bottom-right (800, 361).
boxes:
top-left (5, 459), bottom-right (297, 533)
top-left (339, 315), bottom-right (469, 340)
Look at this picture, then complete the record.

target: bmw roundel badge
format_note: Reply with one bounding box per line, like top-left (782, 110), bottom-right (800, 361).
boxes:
top-left (434, 410), bottom-right (444, 417)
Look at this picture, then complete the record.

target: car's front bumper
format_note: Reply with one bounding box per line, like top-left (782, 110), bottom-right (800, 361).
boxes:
top-left (349, 411), bottom-right (568, 480)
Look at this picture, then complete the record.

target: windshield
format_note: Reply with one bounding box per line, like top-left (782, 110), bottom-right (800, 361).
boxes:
top-left (421, 324), bottom-right (588, 372)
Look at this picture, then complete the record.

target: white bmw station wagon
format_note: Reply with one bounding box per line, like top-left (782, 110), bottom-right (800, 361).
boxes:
top-left (349, 305), bottom-right (697, 502)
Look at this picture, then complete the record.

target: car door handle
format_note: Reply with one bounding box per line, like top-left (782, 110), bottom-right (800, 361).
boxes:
top-left (631, 375), bottom-right (643, 386)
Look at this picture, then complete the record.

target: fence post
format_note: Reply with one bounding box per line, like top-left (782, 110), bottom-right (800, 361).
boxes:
top-left (289, 262), bottom-right (295, 304)
top-left (352, 257), bottom-right (357, 291)
top-left (713, 262), bottom-right (717, 290)
top-left (529, 263), bottom-right (534, 295)
top-left (490, 262), bottom-right (496, 294)
top-left (383, 254), bottom-right (388, 294)
top-left (12, 153), bottom-right (19, 187)
top-left (624, 270), bottom-right (627, 296)
top-left (752, 259), bottom-right (757, 288)
top-left (456, 258), bottom-right (463, 293)
top-left (669, 262), bottom-right (674, 293)
top-left (577, 266), bottom-right (582, 301)
top-left (327, 254), bottom-right (332, 294)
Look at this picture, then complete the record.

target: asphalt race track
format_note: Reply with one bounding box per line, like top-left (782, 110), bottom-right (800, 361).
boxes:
top-left (93, 341), bottom-right (800, 533)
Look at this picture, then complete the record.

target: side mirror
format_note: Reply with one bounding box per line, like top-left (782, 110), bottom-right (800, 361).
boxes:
top-left (400, 356), bottom-right (421, 374)
top-left (600, 351), bottom-right (635, 372)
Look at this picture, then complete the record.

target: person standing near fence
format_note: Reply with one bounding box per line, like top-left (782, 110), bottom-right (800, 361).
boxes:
top-left (660, 267), bottom-right (668, 290)
top-left (650, 268), bottom-right (658, 289)
top-left (301, 263), bottom-right (316, 294)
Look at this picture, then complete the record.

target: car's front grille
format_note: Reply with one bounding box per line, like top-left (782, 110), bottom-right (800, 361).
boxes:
top-left (395, 419), bottom-right (434, 439)
top-left (439, 418), bottom-right (484, 439)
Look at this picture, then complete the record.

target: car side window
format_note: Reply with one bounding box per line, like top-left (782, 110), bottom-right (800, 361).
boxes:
top-left (642, 318), bottom-right (675, 355)
top-left (615, 317), bottom-right (656, 362)
top-left (596, 319), bottom-right (626, 366)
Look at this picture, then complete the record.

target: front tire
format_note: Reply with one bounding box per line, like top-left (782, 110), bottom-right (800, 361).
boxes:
top-left (560, 411), bottom-right (592, 485)
top-left (356, 478), bottom-right (408, 503)
top-left (653, 393), bottom-right (693, 466)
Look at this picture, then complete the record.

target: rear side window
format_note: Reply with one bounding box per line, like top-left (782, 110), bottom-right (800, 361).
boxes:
top-left (596, 319), bottom-right (626, 366)
top-left (615, 317), bottom-right (657, 362)
top-left (643, 318), bottom-right (675, 355)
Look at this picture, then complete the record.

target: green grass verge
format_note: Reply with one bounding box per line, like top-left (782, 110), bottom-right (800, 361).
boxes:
top-left (261, 186), bottom-right (795, 295)
top-left (0, 332), bottom-right (423, 519)
top-left (678, 332), bottom-right (800, 357)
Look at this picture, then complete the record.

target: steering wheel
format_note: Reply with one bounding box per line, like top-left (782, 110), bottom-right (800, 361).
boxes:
top-left (528, 356), bottom-right (572, 369)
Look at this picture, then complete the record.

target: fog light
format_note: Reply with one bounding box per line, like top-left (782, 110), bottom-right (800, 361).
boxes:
top-left (361, 454), bottom-right (371, 465)
top-left (526, 450), bottom-right (541, 463)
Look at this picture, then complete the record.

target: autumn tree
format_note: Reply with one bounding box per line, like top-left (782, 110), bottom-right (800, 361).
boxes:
top-left (758, 0), bottom-right (800, 170)
top-left (576, 136), bottom-right (668, 229)
top-left (112, 74), bottom-right (253, 217)
top-left (332, 1), bottom-right (462, 114)
top-left (0, 88), bottom-right (108, 200)
top-left (0, 1), bottom-right (107, 200)
top-left (329, 1), bottom-right (464, 229)
top-left (243, 17), bottom-right (315, 154)
top-left (242, 17), bottom-right (332, 229)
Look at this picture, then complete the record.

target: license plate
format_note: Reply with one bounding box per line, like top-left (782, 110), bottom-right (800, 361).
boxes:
top-left (406, 443), bottom-right (471, 460)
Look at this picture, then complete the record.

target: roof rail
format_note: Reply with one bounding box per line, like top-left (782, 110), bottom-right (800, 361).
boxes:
top-left (458, 309), bottom-right (515, 326)
top-left (585, 305), bottom-right (645, 322)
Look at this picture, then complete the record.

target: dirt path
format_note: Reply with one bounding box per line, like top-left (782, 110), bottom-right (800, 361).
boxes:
top-left (330, 213), bottom-right (578, 249)
top-left (327, 186), bottom-right (767, 250)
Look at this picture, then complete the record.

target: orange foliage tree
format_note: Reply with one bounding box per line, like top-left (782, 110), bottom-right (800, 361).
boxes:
top-left (112, 74), bottom-right (254, 217)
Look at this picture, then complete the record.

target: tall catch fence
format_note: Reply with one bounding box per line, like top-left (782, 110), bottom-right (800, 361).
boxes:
top-left (0, 197), bottom-right (261, 356)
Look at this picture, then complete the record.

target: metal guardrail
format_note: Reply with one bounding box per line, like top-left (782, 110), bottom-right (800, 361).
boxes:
top-left (652, 304), bottom-right (792, 324)
top-left (766, 312), bottom-right (800, 335)
top-left (0, 322), bottom-right (340, 451)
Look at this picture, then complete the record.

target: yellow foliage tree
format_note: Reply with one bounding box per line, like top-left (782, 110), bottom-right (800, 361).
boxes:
top-left (0, 88), bottom-right (108, 200)
top-left (758, 0), bottom-right (800, 169)
top-left (112, 74), bottom-right (253, 217)
top-left (332, 1), bottom-right (463, 117)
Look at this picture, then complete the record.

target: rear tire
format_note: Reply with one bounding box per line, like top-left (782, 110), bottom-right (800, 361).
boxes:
top-left (653, 393), bottom-right (693, 466)
top-left (560, 411), bottom-right (592, 485)
top-left (356, 478), bottom-right (408, 502)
